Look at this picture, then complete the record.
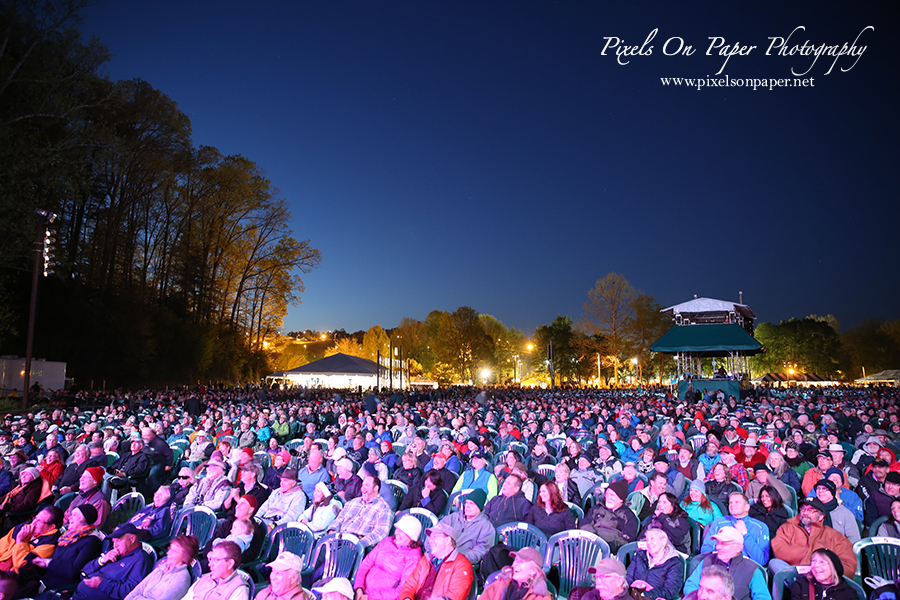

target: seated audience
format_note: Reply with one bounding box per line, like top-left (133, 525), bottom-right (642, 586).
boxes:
top-left (354, 515), bottom-right (424, 600)
top-left (122, 535), bottom-right (199, 600)
top-left (398, 523), bottom-right (473, 600)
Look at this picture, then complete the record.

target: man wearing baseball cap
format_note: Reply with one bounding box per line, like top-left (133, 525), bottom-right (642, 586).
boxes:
top-left (771, 497), bottom-right (856, 575)
top-left (75, 524), bottom-right (153, 600)
top-left (184, 460), bottom-right (233, 511)
top-left (257, 469), bottom-right (306, 528)
top-left (399, 523), bottom-right (473, 600)
top-left (700, 492), bottom-right (769, 566)
top-left (585, 558), bottom-right (629, 600)
top-left (683, 526), bottom-right (768, 600)
top-left (313, 578), bottom-right (353, 600)
top-left (451, 452), bottom-right (498, 500)
top-left (480, 547), bottom-right (550, 600)
top-left (256, 552), bottom-right (308, 600)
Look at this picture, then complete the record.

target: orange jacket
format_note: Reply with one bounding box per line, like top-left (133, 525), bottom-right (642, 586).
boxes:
top-left (399, 550), bottom-right (473, 600)
top-left (771, 516), bottom-right (857, 575)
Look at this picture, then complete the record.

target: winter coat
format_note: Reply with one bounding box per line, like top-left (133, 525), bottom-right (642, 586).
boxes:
top-left (525, 505), bottom-right (576, 538)
top-left (355, 537), bottom-right (423, 600)
top-left (556, 478), bottom-right (583, 508)
top-left (581, 503), bottom-right (639, 553)
top-left (771, 517), bottom-right (857, 575)
top-left (748, 503), bottom-right (790, 540)
top-left (76, 544), bottom-right (153, 600)
top-left (111, 451), bottom-right (150, 480)
top-left (789, 574), bottom-right (858, 600)
top-left (827, 505), bottom-right (861, 544)
top-left (436, 511), bottom-right (496, 564)
top-left (399, 550), bottom-right (473, 600)
top-left (41, 532), bottom-right (103, 590)
top-left (38, 459), bottom-right (65, 485)
top-left (480, 567), bottom-right (552, 600)
top-left (639, 513), bottom-right (690, 554)
top-left (484, 492), bottom-right (533, 527)
top-left (1, 477), bottom-right (42, 513)
top-left (681, 498), bottom-right (722, 527)
top-left (625, 546), bottom-right (684, 600)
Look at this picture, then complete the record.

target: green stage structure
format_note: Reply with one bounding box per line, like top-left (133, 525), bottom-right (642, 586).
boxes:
top-left (650, 297), bottom-right (763, 400)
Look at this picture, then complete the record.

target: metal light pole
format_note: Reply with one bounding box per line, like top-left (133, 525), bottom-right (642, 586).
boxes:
top-left (23, 209), bottom-right (56, 409)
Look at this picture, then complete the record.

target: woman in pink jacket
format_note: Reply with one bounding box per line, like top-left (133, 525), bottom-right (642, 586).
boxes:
top-left (354, 515), bottom-right (424, 600)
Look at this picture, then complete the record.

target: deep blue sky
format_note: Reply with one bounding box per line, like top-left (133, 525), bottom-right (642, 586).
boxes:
top-left (81, 2), bottom-right (899, 335)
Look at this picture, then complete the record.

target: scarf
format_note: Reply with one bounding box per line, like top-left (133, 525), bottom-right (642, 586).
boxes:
top-left (784, 454), bottom-right (806, 468)
top-left (58, 525), bottom-right (94, 547)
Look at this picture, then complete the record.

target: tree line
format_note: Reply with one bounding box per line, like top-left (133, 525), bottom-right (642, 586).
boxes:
top-left (0, 1), bottom-right (320, 387)
top-left (274, 271), bottom-right (900, 387)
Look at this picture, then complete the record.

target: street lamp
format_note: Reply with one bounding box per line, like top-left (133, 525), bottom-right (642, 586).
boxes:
top-left (480, 368), bottom-right (491, 384)
top-left (23, 208), bottom-right (57, 409)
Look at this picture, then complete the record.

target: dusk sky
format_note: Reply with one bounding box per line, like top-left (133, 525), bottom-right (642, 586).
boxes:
top-left (82, 2), bottom-right (898, 336)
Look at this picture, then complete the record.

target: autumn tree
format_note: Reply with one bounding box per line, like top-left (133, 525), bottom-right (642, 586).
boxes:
top-left (0, 3), bottom-right (322, 386)
top-left (627, 293), bottom-right (672, 385)
top-left (433, 307), bottom-right (490, 382)
top-left (362, 325), bottom-right (390, 362)
top-left (391, 317), bottom-right (432, 371)
top-left (840, 319), bottom-right (900, 378)
top-left (534, 315), bottom-right (581, 386)
top-left (325, 338), bottom-right (364, 358)
top-left (751, 318), bottom-right (843, 378)
top-left (480, 314), bottom-right (526, 382)
top-left (582, 272), bottom-right (637, 386)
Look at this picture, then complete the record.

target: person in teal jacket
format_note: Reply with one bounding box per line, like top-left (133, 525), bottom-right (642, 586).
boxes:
top-left (451, 452), bottom-right (498, 499)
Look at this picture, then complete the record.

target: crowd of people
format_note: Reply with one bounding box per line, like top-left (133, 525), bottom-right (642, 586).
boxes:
top-left (0, 383), bottom-right (899, 600)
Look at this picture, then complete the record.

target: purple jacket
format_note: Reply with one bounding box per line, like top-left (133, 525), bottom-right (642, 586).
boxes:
top-left (354, 537), bottom-right (423, 600)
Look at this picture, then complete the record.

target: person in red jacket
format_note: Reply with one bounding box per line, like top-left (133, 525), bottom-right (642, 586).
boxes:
top-left (770, 498), bottom-right (856, 576)
top-left (399, 523), bottom-right (473, 600)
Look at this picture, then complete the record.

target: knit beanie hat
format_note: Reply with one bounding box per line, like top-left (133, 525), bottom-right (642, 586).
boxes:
top-left (813, 548), bottom-right (844, 579)
top-left (466, 489), bottom-right (488, 511)
top-left (85, 466), bottom-right (105, 485)
top-left (76, 503), bottom-right (98, 525)
top-left (608, 478), bottom-right (629, 503)
top-left (815, 479), bottom-right (837, 496)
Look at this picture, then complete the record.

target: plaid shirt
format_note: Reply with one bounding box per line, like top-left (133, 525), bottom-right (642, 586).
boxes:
top-left (729, 463), bottom-right (750, 490)
top-left (327, 494), bottom-right (393, 548)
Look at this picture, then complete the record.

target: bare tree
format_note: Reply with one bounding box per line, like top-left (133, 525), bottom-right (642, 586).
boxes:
top-left (581, 272), bottom-right (636, 386)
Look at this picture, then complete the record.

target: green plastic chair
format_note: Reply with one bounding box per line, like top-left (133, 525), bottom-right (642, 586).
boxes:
top-left (868, 515), bottom-right (889, 537)
top-left (244, 522), bottom-right (314, 582)
top-left (853, 536), bottom-right (900, 584)
top-left (300, 533), bottom-right (364, 581)
top-left (565, 502), bottom-right (584, 525)
top-left (543, 530), bottom-right (609, 599)
top-left (771, 566), bottom-right (799, 600)
top-left (496, 521), bottom-right (548, 554)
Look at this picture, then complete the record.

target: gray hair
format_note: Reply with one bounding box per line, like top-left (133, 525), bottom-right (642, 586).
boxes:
top-left (700, 565), bottom-right (734, 600)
